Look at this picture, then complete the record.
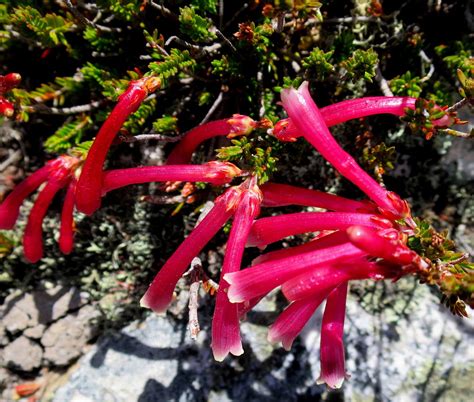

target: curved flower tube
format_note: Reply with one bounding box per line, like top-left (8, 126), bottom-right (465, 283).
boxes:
top-left (167, 115), bottom-right (256, 165)
top-left (273, 97), bottom-right (451, 142)
top-left (23, 174), bottom-right (70, 263)
top-left (76, 76), bottom-right (161, 215)
top-left (0, 165), bottom-right (51, 229)
top-left (267, 292), bottom-right (330, 351)
top-left (59, 178), bottom-right (76, 255)
top-left (317, 282), bottom-right (349, 389)
top-left (225, 242), bottom-right (364, 303)
top-left (280, 81), bottom-right (410, 219)
top-left (247, 212), bottom-right (392, 248)
top-left (102, 162), bottom-right (241, 194)
top-left (252, 230), bottom-right (348, 265)
top-left (260, 182), bottom-right (375, 212)
top-left (140, 186), bottom-right (242, 314)
top-left (212, 178), bottom-right (262, 361)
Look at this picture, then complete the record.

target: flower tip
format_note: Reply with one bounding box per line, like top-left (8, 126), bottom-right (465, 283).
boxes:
top-left (139, 295), bottom-right (167, 316)
top-left (212, 342), bottom-right (244, 362)
top-left (272, 119), bottom-right (299, 142)
top-left (226, 114), bottom-right (257, 138)
top-left (316, 374), bottom-right (345, 389)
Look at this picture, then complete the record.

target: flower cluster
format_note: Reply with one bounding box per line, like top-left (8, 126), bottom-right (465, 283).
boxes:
top-left (1, 75), bottom-right (471, 389)
top-left (0, 72), bottom-right (21, 117)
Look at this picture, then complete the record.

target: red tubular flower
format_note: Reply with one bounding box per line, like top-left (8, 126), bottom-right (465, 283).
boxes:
top-left (317, 282), bottom-right (349, 389)
top-left (281, 259), bottom-right (394, 302)
top-left (273, 97), bottom-right (452, 142)
top-left (260, 182), bottom-right (375, 212)
top-left (346, 225), bottom-right (426, 268)
top-left (140, 186), bottom-right (242, 314)
top-left (247, 211), bottom-right (392, 248)
top-left (0, 165), bottom-right (51, 229)
top-left (76, 76), bottom-right (161, 215)
top-left (101, 161), bottom-right (241, 194)
top-left (0, 97), bottom-right (14, 117)
top-left (0, 73), bottom-right (22, 94)
top-left (23, 168), bottom-right (71, 263)
top-left (166, 115), bottom-right (256, 165)
top-left (252, 230), bottom-right (349, 265)
top-left (212, 177), bottom-right (262, 361)
top-left (280, 82), bottom-right (410, 219)
top-left (267, 293), bottom-right (329, 351)
top-left (59, 178), bottom-right (76, 255)
top-left (224, 242), bottom-right (365, 303)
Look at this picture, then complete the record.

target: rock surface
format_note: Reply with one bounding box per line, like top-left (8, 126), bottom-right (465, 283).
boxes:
top-left (52, 280), bottom-right (474, 401)
top-left (2, 336), bottom-right (43, 372)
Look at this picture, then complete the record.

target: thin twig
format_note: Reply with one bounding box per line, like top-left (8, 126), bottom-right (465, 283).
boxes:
top-left (187, 257), bottom-right (202, 340)
top-left (23, 100), bottom-right (105, 115)
top-left (200, 92), bottom-right (224, 124)
top-left (0, 150), bottom-right (22, 172)
top-left (375, 66), bottom-right (394, 96)
top-left (446, 97), bottom-right (470, 113)
top-left (419, 50), bottom-right (435, 83)
top-left (147, 0), bottom-right (177, 20)
top-left (119, 133), bottom-right (184, 143)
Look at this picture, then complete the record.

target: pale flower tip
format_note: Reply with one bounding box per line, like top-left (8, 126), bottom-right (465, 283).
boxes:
top-left (316, 375), bottom-right (345, 389)
top-left (139, 295), bottom-right (167, 316)
top-left (212, 342), bottom-right (243, 362)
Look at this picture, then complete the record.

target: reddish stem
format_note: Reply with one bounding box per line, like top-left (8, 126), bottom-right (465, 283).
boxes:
top-left (59, 179), bottom-right (76, 255)
top-left (76, 77), bottom-right (160, 215)
top-left (0, 165), bottom-right (50, 230)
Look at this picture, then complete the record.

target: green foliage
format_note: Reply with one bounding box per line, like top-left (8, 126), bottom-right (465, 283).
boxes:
top-left (179, 6), bottom-right (216, 42)
top-left (401, 98), bottom-right (449, 139)
top-left (362, 142), bottom-right (396, 176)
top-left (191, 0), bottom-right (218, 14)
top-left (96, 0), bottom-right (142, 22)
top-left (45, 116), bottom-right (92, 153)
top-left (216, 136), bottom-right (278, 184)
top-left (83, 26), bottom-right (117, 52)
top-left (148, 49), bottom-right (196, 84)
top-left (10, 6), bottom-right (74, 50)
top-left (390, 72), bottom-right (423, 98)
top-left (152, 116), bottom-right (178, 133)
top-left (342, 48), bottom-right (378, 82)
top-left (302, 48), bottom-right (334, 79)
top-left (123, 98), bottom-right (158, 135)
top-left (435, 41), bottom-right (473, 76)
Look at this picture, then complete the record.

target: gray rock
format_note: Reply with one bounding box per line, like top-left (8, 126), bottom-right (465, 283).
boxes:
top-left (1, 287), bottom-right (88, 336)
top-left (23, 324), bottom-right (46, 339)
top-left (42, 305), bottom-right (100, 366)
top-left (2, 336), bottom-right (43, 371)
top-left (53, 281), bottom-right (474, 402)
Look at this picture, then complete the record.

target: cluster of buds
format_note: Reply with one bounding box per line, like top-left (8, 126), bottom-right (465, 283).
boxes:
top-left (0, 72), bottom-right (21, 117)
top-left (1, 74), bottom-right (471, 390)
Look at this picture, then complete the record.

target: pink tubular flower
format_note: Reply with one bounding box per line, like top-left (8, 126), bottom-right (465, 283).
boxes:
top-left (102, 161), bottom-right (241, 194)
top-left (252, 230), bottom-right (348, 265)
top-left (273, 97), bottom-right (452, 142)
top-left (260, 182), bottom-right (375, 212)
top-left (140, 186), bottom-right (242, 314)
top-left (346, 225), bottom-right (426, 269)
top-left (76, 76), bottom-right (161, 215)
top-left (280, 81), bottom-right (410, 219)
top-left (0, 165), bottom-right (51, 229)
top-left (281, 259), bottom-right (394, 302)
top-left (212, 177), bottom-right (262, 361)
top-left (166, 115), bottom-right (257, 165)
top-left (59, 178), bottom-right (76, 255)
top-left (224, 242), bottom-right (365, 303)
top-left (267, 293), bottom-right (329, 351)
top-left (247, 211), bottom-right (392, 248)
top-left (317, 282), bottom-right (349, 389)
